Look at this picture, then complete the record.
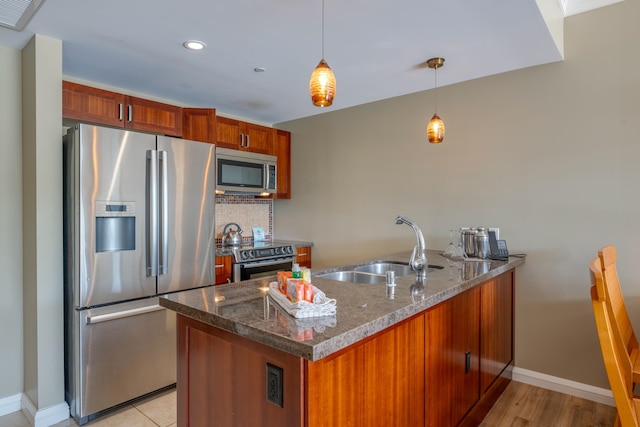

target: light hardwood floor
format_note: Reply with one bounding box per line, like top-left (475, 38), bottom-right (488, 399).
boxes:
top-left (480, 381), bottom-right (617, 426)
top-left (0, 381), bottom-right (617, 426)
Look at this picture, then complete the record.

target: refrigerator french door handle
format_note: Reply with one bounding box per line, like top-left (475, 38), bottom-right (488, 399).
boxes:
top-left (147, 150), bottom-right (159, 277)
top-left (158, 150), bottom-right (169, 275)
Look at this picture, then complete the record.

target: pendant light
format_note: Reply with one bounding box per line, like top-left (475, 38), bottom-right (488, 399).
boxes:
top-left (426, 57), bottom-right (445, 144)
top-left (309, 0), bottom-right (336, 107)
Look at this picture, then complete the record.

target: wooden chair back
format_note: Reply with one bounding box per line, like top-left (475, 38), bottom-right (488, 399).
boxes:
top-left (599, 245), bottom-right (639, 355)
top-left (590, 257), bottom-right (640, 426)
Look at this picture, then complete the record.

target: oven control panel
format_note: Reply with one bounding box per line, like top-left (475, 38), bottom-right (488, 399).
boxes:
top-left (238, 245), bottom-right (295, 261)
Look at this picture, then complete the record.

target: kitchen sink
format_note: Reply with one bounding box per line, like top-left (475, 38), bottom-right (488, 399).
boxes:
top-left (354, 262), bottom-right (414, 276)
top-left (316, 270), bottom-right (387, 284)
top-left (315, 261), bottom-right (443, 284)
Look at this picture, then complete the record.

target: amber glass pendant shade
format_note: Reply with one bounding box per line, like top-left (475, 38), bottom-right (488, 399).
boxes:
top-left (309, 59), bottom-right (336, 107)
top-left (427, 113), bottom-right (445, 144)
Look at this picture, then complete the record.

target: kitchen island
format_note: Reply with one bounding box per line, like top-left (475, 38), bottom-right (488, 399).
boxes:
top-left (160, 250), bottom-right (524, 427)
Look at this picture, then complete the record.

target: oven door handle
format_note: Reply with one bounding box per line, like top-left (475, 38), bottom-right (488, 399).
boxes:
top-left (239, 257), bottom-right (295, 268)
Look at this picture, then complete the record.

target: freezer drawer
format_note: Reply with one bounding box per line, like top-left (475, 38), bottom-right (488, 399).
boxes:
top-left (69, 298), bottom-right (176, 424)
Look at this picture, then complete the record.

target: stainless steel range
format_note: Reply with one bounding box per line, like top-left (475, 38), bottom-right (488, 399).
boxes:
top-left (226, 241), bottom-right (296, 282)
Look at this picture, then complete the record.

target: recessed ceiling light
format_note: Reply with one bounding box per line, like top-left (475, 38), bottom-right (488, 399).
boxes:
top-left (183, 40), bottom-right (206, 51)
top-left (254, 67), bottom-right (266, 73)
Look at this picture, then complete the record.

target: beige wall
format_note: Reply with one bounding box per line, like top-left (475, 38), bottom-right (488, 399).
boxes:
top-left (0, 45), bottom-right (24, 398)
top-left (22, 34), bottom-right (64, 410)
top-left (275, 0), bottom-right (640, 389)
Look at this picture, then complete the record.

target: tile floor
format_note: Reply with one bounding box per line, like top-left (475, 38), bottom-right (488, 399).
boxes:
top-left (0, 388), bottom-right (176, 427)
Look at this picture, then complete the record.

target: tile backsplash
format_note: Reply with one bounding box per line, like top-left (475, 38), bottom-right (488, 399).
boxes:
top-left (215, 195), bottom-right (272, 244)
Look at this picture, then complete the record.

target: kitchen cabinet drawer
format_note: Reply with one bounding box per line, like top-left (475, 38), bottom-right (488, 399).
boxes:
top-left (63, 81), bottom-right (183, 137)
top-left (215, 255), bottom-right (233, 285)
top-left (296, 246), bottom-right (312, 268)
top-left (182, 108), bottom-right (217, 144)
top-left (216, 116), bottom-right (275, 155)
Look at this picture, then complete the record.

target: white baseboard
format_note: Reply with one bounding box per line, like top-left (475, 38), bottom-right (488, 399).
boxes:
top-left (512, 367), bottom-right (615, 407)
top-left (21, 394), bottom-right (70, 427)
top-left (0, 393), bottom-right (22, 416)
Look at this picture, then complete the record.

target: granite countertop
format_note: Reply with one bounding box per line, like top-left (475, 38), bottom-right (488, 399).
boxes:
top-left (160, 249), bottom-right (525, 361)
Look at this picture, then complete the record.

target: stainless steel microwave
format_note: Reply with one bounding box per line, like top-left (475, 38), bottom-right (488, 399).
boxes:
top-left (216, 147), bottom-right (277, 195)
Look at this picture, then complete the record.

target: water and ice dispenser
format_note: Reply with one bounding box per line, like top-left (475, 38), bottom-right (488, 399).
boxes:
top-left (95, 201), bottom-right (136, 253)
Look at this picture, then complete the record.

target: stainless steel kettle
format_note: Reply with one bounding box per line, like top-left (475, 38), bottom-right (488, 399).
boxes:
top-left (222, 223), bottom-right (243, 246)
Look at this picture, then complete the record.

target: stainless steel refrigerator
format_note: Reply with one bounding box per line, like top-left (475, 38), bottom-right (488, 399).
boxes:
top-left (63, 123), bottom-right (216, 424)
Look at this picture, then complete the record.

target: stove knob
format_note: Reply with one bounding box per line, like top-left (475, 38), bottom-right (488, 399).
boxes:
top-left (249, 250), bottom-right (255, 259)
top-left (275, 247), bottom-right (281, 255)
top-left (241, 251), bottom-right (248, 260)
top-left (287, 246), bottom-right (294, 254)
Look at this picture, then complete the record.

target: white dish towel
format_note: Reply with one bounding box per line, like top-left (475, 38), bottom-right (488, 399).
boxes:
top-left (268, 282), bottom-right (337, 318)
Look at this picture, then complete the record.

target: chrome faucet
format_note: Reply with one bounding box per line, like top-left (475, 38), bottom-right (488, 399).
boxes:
top-left (395, 215), bottom-right (428, 277)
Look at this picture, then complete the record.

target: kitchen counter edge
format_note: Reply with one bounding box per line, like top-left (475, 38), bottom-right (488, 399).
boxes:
top-left (160, 250), bottom-right (524, 361)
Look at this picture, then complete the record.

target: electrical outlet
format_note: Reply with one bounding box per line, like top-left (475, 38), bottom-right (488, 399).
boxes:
top-left (266, 363), bottom-right (283, 407)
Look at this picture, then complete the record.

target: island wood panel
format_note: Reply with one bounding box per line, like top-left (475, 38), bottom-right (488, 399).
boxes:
top-left (182, 108), bottom-right (217, 144)
top-left (362, 314), bottom-right (425, 426)
top-left (176, 315), bottom-right (304, 427)
top-left (480, 271), bottom-right (514, 393)
top-left (305, 345), bottom-right (363, 425)
top-left (305, 314), bottom-right (425, 427)
top-left (424, 286), bottom-right (481, 427)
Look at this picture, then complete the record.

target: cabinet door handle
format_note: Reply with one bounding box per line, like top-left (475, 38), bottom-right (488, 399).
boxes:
top-left (297, 252), bottom-right (307, 257)
top-left (127, 104), bottom-right (132, 123)
top-left (465, 350), bottom-right (472, 373)
top-left (215, 264), bottom-right (225, 269)
top-left (118, 103), bottom-right (123, 121)
top-left (240, 133), bottom-right (245, 147)
top-left (246, 134), bottom-right (250, 148)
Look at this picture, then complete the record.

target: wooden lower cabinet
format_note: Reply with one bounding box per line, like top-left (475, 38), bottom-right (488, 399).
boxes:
top-left (425, 286), bottom-right (480, 426)
top-left (214, 255), bottom-right (232, 285)
top-left (296, 246), bottom-right (312, 269)
top-left (175, 271), bottom-right (515, 427)
top-left (480, 271), bottom-right (514, 393)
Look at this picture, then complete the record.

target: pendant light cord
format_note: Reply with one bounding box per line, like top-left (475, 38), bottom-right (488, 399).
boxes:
top-left (434, 66), bottom-right (438, 114)
top-left (321, 0), bottom-right (325, 59)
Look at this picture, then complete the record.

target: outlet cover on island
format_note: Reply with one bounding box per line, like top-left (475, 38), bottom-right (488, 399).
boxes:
top-left (253, 227), bottom-right (265, 241)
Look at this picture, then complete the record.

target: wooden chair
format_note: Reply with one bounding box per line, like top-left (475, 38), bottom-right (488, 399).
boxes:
top-left (590, 257), bottom-right (640, 426)
top-left (598, 246), bottom-right (640, 384)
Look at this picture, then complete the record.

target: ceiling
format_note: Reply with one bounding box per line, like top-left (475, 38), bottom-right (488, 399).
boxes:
top-left (0, 0), bottom-right (621, 124)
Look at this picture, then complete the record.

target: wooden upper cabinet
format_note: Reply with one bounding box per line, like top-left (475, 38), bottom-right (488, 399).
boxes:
top-left (63, 81), bottom-right (124, 127)
top-left (182, 108), bottom-right (217, 144)
top-left (126, 96), bottom-right (182, 137)
top-left (216, 116), bottom-right (275, 155)
top-left (272, 129), bottom-right (291, 199)
top-left (62, 81), bottom-right (183, 137)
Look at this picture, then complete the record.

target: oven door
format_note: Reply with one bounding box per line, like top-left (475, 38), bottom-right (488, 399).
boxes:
top-left (235, 257), bottom-right (295, 282)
